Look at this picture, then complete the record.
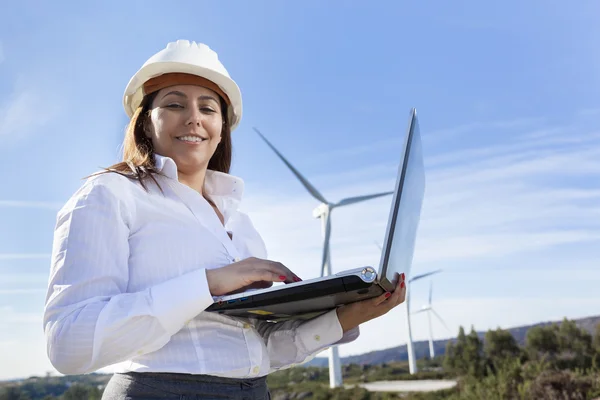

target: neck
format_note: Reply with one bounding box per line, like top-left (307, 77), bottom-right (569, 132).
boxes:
top-left (177, 168), bottom-right (208, 194)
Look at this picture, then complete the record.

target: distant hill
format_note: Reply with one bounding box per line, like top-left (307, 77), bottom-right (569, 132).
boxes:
top-left (305, 314), bottom-right (600, 367)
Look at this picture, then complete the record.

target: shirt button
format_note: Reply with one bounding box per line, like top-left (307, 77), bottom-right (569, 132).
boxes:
top-left (234, 257), bottom-right (241, 262)
top-left (137, 350), bottom-right (143, 355)
top-left (314, 335), bottom-right (321, 342)
top-left (252, 366), bottom-right (259, 374)
top-left (243, 323), bottom-right (251, 329)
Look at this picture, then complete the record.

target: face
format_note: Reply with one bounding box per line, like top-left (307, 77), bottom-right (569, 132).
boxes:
top-left (146, 84), bottom-right (224, 175)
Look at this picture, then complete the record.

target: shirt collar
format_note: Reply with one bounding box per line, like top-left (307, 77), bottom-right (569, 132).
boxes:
top-left (153, 153), bottom-right (244, 201)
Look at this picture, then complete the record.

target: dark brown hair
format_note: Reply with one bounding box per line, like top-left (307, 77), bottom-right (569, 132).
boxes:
top-left (99, 92), bottom-right (232, 192)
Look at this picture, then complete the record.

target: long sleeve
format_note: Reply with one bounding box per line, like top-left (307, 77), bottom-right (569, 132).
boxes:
top-left (43, 179), bottom-right (215, 375)
top-left (253, 310), bottom-right (360, 371)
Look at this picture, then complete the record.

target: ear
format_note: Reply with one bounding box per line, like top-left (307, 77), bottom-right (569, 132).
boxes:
top-left (142, 114), bottom-right (153, 139)
top-left (217, 120), bottom-right (225, 144)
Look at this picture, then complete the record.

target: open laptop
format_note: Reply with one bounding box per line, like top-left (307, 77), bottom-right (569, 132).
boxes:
top-left (206, 108), bottom-right (426, 321)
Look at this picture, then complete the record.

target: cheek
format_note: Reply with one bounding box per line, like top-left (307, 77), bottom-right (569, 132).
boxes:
top-left (205, 118), bottom-right (223, 141)
top-left (150, 111), bottom-right (176, 138)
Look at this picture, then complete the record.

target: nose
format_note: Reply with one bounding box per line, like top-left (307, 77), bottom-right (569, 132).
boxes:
top-left (185, 106), bottom-right (202, 126)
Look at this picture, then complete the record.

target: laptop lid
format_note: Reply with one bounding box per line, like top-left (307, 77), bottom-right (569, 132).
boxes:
top-left (378, 108), bottom-right (426, 287)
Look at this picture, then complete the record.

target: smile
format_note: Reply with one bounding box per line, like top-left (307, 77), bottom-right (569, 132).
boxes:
top-left (176, 135), bottom-right (207, 143)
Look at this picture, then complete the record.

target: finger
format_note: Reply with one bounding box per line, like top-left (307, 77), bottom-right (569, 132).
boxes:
top-left (391, 278), bottom-right (404, 300)
top-left (394, 285), bottom-right (407, 307)
top-left (273, 262), bottom-right (302, 282)
top-left (372, 290), bottom-right (392, 306)
top-left (268, 261), bottom-right (302, 283)
top-left (252, 269), bottom-right (288, 284)
top-left (226, 280), bottom-right (273, 295)
top-left (398, 284), bottom-right (407, 304)
top-left (390, 280), bottom-right (407, 307)
top-left (246, 281), bottom-right (274, 290)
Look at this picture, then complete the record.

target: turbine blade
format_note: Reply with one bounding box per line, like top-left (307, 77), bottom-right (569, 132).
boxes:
top-left (411, 308), bottom-right (427, 315)
top-left (374, 241), bottom-right (382, 251)
top-left (335, 191), bottom-right (393, 207)
top-left (431, 309), bottom-right (450, 332)
top-left (409, 269), bottom-right (443, 283)
top-left (253, 128), bottom-right (328, 204)
top-left (320, 214), bottom-right (332, 277)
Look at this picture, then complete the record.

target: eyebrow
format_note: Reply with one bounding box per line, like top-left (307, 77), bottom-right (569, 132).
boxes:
top-left (161, 90), bottom-right (220, 104)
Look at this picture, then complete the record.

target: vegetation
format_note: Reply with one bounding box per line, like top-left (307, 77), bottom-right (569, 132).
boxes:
top-left (438, 318), bottom-right (600, 399)
top-left (2, 317), bottom-right (600, 399)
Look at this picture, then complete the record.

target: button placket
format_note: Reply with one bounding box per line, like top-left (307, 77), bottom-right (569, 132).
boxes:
top-left (164, 178), bottom-right (241, 262)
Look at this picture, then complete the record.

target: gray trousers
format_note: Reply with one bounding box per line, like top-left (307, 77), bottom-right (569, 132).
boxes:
top-left (101, 371), bottom-right (271, 400)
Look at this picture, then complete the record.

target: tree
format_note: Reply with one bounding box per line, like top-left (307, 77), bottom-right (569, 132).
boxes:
top-left (558, 318), bottom-right (592, 353)
top-left (443, 325), bottom-right (485, 377)
top-left (556, 318), bottom-right (594, 369)
top-left (443, 326), bottom-right (466, 374)
top-left (62, 384), bottom-right (96, 400)
top-left (464, 326), bottom-right (485, 378)
top-left (525, 324), bottom-right (559, 360)
top-left (485, 327), bottom-right (521, 363)
top-left (0, 387), bottom-right (26, 400)
top-left (592, 323), bottom-right (600, 354)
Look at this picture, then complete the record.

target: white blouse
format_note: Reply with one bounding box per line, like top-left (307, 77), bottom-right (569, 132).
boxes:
top-left (43, 154), bottom-right (359, 378)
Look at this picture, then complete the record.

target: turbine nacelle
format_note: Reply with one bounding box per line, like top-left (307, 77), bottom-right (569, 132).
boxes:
top-left (312, 203), bottom-right (329, 219)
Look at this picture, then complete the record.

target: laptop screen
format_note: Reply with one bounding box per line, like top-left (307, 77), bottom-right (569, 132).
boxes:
top-left (380, 109), bottom-right (426, 286)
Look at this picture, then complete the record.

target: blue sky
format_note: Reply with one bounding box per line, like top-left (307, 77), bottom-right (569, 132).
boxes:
top-left (1, 1), bottom-right (599, 380)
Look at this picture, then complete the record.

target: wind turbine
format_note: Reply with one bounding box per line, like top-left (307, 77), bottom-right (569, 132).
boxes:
top-left (412, 280), bottom-right (450, 359)
top-left (372, 241), bottom-right (441, 374)
top-left (254, 127), bottom-right (394, 389)
top-left (405, 269), bottom-right (442, 374)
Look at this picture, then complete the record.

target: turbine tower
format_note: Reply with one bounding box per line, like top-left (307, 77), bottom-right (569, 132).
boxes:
top-left (254, 127), bottom-right (393, 388)
top-left (405, 269), bottom-right (442, 374)
top-left (412, 281), bottom-right (450, 359)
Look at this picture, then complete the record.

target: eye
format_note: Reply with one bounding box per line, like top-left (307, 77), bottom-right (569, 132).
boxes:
top-left (200, 107), bottom-right (217, 114)
top-left (166, 103), bottom-right (184, 109)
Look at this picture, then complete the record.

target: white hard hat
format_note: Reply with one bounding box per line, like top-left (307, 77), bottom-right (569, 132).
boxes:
top-left (123, 40), bottom-right (243, 131)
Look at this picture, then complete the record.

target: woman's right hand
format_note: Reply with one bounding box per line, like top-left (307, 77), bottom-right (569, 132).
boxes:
top-left (206, 257), bottom-right (302, 296)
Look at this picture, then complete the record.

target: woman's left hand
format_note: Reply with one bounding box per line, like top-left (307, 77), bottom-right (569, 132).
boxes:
top-left (335, 273), bottom-right (407, 333)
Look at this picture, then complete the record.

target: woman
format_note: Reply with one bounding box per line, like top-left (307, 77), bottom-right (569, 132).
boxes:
top-left (43, 40), bottom-right (407, 400)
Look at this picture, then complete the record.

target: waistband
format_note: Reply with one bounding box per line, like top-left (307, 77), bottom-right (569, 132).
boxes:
top-left (120, 371), bottom-right (267, 388)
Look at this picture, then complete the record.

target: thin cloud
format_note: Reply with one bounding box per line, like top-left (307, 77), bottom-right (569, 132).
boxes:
top-left (0, 40), bottom-right (4, 64)
top-left (0, 200), bottom-right (62, 210)
top-left (0, 254), bottom-right (51, 260)
top-left (577, 107), bottom-right (600, 116)
top-left (310, 137), bottom-right (403, 164)
top-left (424, 116), bottom-right (545, 141)
top-left (0, 306), bottom-right (40, 324)
top-left (0, 288), bottom-right (46, 295)
top-left (295, 117), bottom-right (547, 165)
top-left (0, 79), bottom-right (61, 145)
top-left (0, 272), bottom-right (49, 284)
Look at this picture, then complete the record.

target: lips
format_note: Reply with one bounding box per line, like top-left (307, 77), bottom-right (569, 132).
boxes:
top-left (176, 134), bottom-right (208, 143)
